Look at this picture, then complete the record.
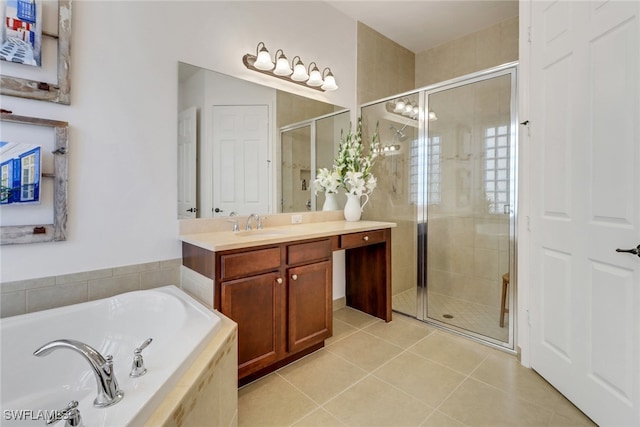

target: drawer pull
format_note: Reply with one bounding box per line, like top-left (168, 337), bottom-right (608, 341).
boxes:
top-left (291, 274), bottom-right (298, 281)
top-left (363, 235), bottom-right (369, 241)
top-left (276, 278), bottom-right (283, 284)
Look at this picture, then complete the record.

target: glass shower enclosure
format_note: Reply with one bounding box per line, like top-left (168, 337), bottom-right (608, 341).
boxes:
top-left (360, 63), bottom-right (517, 349)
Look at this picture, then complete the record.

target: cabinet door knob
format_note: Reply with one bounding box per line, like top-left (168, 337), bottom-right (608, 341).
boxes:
top-left (363, 235), bottom-right (369, 241)
top-left (291, 274), bottom-right (298, 281)
top-left (276, 278), bottom-right (283, 284)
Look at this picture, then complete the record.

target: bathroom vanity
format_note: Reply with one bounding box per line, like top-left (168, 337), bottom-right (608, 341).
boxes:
top-left (180, 219), bottom-right (395, 383)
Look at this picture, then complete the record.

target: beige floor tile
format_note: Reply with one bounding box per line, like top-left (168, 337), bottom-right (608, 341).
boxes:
top-left (326, 330), bottom-right (403, 372)
top-left (438, 378), bottom-right (553, 426)
top-left (278, 349), bottom-right (368, 404)
top-left (326, 318), bottom-right (358, 346)
top-left (323, 376), bottom-right (433, 427)
top-left (421, 411), bottom-right (466, 427)
top-left (291, 408), bottom-right (346, 427)
top-left (373, 352), bottom-right (466, 408)
top-left (364, 313), bottom-right (435, 349)
top-left (550, 396), bottom-right (597, 426)
top-left (333, 307), bottom-right (380, 329)
top-left (409, 331), bottom-right (490, 375)
top-left (548, 412), bottom-right (597, 427)
top-left (238, 374), bottom-right (318, 426)
top-left (471, 351), bottom-right (563, 408)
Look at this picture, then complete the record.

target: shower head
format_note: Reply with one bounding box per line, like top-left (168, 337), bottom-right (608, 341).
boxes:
top-left (390, 125), bottom-right (408, 141)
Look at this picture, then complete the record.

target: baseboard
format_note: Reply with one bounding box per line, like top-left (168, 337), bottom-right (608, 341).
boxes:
top-left (333, 296), bottom-right (346, 311)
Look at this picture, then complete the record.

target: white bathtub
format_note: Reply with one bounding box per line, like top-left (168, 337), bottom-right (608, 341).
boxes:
top-left (0, 286), bottom-right (221, 427)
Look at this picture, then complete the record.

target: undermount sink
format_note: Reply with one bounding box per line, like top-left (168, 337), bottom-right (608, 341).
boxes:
top-left (234, 229), bottom-right (289, 238)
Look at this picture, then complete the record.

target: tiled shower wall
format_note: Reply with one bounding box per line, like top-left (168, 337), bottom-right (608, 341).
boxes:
top-left (0, 259), bottom-right (181, 318)
top-left (415, 16), bottom-right (519, 87)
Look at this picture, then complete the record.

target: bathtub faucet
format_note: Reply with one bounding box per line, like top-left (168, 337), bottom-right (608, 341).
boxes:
top-left (33, 339), bottom-right (124, 408)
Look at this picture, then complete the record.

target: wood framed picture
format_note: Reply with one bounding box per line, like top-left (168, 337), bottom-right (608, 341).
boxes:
top-left (0, 113), bottom-right (68, 245)
top-left (0, 0), bottom-right (71, 104)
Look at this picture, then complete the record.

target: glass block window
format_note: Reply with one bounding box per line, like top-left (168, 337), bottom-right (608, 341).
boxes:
top-left (409, 136), bottom-right (441, 207)
top-left (427, 136), bottom-right (441, 205)
top-left (409, 138), bottom-right (422, 205)
top-left (484, 126), bottom-right (509, 214)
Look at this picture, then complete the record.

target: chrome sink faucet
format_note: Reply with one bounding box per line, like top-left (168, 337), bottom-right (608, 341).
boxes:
top-left (245, 213), bottom-right (260, 230)
top-left (228, 211), bottom-right (240, 232)
top-left (33, 339), bottom-right (124, 408)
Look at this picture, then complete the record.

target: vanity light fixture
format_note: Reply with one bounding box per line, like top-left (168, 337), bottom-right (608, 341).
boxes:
top-left (291, 56), bottom-right (309, 81)
top-left (273, 49), bottom-right (293, 76)
top-left (321, 68), bottom-right (338, 91)
top-left (386, 98), bottom-right (437, 121)
top-left (242, 42), bottom-right (338, 92)
top-left (306, 62), bottom-right (323, 86)
top-left (393, 98), bottom-right (406, 113)
top-left (253, 42), bottom-right (274, 70)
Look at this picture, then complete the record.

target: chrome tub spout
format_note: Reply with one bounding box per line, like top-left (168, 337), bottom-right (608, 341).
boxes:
top-left (33, 339), bottom-right (124, 408)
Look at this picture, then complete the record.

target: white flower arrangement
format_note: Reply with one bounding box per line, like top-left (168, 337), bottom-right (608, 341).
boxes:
top-left (334, 117), bottom-right (380, 196)
top-left (313, 167), bottom-right (341, 195)
top-left (314, 118), bottom-right (380, 197)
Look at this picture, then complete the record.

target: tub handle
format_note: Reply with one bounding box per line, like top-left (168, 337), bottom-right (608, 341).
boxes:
top-left (136, 338), bottom-right (153, 353)
top-left (46, 400), bottom-right (83, 427)
top-left (130, 338), bottom-right (153, 377)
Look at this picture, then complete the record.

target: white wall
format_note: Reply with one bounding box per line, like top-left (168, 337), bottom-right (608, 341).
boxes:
top-left (0, 1), bottom-right (357, 282)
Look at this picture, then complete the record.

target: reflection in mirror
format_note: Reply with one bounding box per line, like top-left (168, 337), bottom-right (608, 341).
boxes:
top-left (177, 62), bottom-right (348, 219)
top-left (280, 110), bottom-right (350, 212)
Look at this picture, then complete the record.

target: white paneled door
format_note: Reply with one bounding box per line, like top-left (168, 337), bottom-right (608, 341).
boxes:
top-left (178, 106), bottom-right (197, 219)
top-left (529, 1), bottom-right (640, 425)
top-left (212, 105), bottom-right (269, 217)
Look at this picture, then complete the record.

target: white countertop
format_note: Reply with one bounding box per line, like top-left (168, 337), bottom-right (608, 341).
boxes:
top-left (180, 220), bottom-right (396, 252)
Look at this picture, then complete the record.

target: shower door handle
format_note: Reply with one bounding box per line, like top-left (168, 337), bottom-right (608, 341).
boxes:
top-left (616, 245), bottom-right (640, 257)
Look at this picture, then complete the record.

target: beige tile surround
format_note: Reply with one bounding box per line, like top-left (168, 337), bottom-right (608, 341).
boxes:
top-left (0, 258), bottom-right (182, 318)
top-left (145, 313), bottom-right (238, 427)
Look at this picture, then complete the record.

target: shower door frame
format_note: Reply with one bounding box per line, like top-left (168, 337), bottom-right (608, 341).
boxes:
top-left (360, 62), bottom-right (519, 351)
top-left (418, 63), bottom-right (519, 352)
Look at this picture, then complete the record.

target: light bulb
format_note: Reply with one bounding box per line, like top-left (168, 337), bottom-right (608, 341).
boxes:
top-left (273, 50), bottom-right (292, 76)
top-left (253, 43), bottom-right (273, 71)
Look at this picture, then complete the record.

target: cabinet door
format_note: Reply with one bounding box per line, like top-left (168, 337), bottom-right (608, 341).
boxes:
top-left (287, 260), bottom-right (332, 354)
top-left (221, 271), bottom-right (284, 378)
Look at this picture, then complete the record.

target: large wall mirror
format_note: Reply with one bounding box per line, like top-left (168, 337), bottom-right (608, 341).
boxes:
top-left (177, 62), bottom-right (349, 219)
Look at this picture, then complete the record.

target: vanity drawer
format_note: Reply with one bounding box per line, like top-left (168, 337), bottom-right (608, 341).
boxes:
top-left (340, 230), bottom-right (386, 249)
top-left (287, 239), bottom-right (332, 266)
top-left (220, 247), bottom-right (281, 280)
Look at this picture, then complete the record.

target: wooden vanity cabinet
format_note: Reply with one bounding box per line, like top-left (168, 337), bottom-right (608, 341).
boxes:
top-left (286, 239), bottom-right (333, 354)
top-left (181, 224), bottom-right (393, 382)
top-left (216, 238), bottom-right (332, 381)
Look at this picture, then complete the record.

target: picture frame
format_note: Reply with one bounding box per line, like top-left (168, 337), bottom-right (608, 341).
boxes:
top-left (0, 0), bottom-right (71, 104)
top-left (0, 113), bottom-right (68, 245)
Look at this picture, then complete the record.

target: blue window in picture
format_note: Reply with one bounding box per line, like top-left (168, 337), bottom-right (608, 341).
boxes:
top-left (0, 157), bottom-right (13, 204)
top-left (0, 143), bottom-right (41, 204)
top-left (19, 146), bottom-right (40, 202)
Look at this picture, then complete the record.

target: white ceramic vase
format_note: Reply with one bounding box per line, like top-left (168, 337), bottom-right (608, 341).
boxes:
top-left (344, 193), bottom-right (369, 221)
top-left (322, 192), bottom-right (339, 211)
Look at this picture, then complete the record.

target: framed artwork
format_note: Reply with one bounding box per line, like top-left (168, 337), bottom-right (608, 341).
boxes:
top-left (0, 113), bottom-right (68, 245)
top-left (0, 0), bottom-right (71, 104)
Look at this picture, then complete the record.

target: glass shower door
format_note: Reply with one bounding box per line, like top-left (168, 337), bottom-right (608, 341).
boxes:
top-left (422, 71), bottom-right (515, 345)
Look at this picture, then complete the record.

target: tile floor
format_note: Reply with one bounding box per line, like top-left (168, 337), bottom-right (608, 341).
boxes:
top-left (238, 307), bottom-right (596, 427)
top-left (393, 289), bottom-right (509, 343)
